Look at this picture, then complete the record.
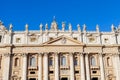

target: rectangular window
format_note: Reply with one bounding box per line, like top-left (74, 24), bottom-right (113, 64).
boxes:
top-left (49, 57), bottom-right (53, 66)
top-left (30, 37), bottom-right (36, 42)
top-left (16, 38), bottom-right (21, 43)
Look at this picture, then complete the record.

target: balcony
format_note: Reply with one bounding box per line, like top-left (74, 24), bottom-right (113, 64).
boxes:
top-left (28, 66), bottom-right (38, 70)
top-left (90, 66), bottom-right (100, 70)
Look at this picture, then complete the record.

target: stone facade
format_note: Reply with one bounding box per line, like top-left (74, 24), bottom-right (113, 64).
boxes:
top-left (0, 19), bottom-right (120, 80)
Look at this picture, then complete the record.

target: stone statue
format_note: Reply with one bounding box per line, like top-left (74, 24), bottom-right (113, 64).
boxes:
top-left (62, 22), bottom-right (65, 31)
top-left (25, 24), bottom-right (28, 30)
top-left (69, 23), bottom-right (72, 31)
top-left (111, 24), bottom-right (115, 32)
top-left (96, 24), bottom-right (99, 32)
top-left (83, 24), bottom-right (86, 32)
top-left (51, 17), bottom-right (58, 31)
top-left (45, 23), bottom-right (48, 30)
top-left (77, 24), bottom-right (81, 32)
top-left (0, 20), bottom-right (3, 25)
top-left (9, 24), bottom-right (13, 31)
top-left (40, 23), bottom-right (43, 31)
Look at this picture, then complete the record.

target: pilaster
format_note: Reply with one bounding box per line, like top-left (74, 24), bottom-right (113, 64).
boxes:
top-left (3, 53), bottom-right (11, 80)
top-left (80, 53), bottom-right (85, 80)
top-left (22, 53), bottom-right (28, 80)
top-left (69, 52), bottom-right (75, 80)
top-left (38, 53), bottom-right (43, 80)
top-left (43, 53), bottom-right (48, 80)
top-left (85, 53), bottom-right (90, 80)
top-left (55, 52), bottom-right (59, 80)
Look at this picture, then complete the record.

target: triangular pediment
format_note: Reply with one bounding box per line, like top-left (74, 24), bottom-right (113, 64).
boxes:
top-left (42, 35), bottom-right (84, 46)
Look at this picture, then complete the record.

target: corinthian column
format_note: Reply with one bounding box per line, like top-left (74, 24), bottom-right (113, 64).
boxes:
top-left (99, 53), bottom-right (105, 80)
top-left (85, 53), bottom-right (90, 80)
top-left (113, 54), bottom-right (120, 80)
top-left (3, 53), bottom-right (11, 80)
top-left (80, 53), bottom-right (85, 80)
top-left (38, 53), bottom-right (43, 80)
top-left (22, 53), bottom-right (27, 80)
top-left (70, 53), bottom-right (75, 80)
top-left (44, 53), bottom-right (48, 80)
top-left (55, 53), bottom-right (59, 80)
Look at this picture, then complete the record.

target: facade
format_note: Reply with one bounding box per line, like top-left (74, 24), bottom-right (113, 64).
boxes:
top-left (0, 19), bottom-right (120, 80)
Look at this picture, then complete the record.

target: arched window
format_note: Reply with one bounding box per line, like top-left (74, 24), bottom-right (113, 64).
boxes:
top-left (15, 58), bottom-right (19, 67)
top-left (61, 56), bottom-right (66, 66)
top-left (74, 57), bottom-right (78, 66)
top-left (30, 57), bottom-right (36, 67)
top-left (107, 57), bottom-right (112, 66)
top-left (49, 57), bottom-right (53, 66)
top-left (91, 56), bottom-right (96, 66)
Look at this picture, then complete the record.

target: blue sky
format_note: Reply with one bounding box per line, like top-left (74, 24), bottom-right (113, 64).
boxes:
top-left (0, 0), bottom-right (120, 31)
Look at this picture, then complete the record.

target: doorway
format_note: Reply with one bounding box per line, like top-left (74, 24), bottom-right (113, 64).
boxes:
top-left (29, 78), bottom-right (36, 80)
top-left (61, 77), bottom-right (68, 80)
top-left (91, 77), bottom-right (98, 80)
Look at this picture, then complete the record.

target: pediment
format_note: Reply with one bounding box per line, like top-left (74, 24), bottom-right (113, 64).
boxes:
top-left (42, 35), bottom-right (84, 46)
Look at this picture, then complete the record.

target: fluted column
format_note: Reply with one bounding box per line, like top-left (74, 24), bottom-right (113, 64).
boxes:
top-left (80, 53), bottom-right (85, 80)
top-left (44, 53), bottom-right (48, 80)
top-left (99, 53), bottom-right (105, 80)
top-left (3, 53), bottom-right (11, 80)
top-left (85, 53), bottom-right (90, 80)
top-left (22, 53), bottom-right (27, 80)
top-left (55, 53), bottom-right (59, 80)
top-left (38, 53), bottom-right (43, 80)
top-left (70, 53), bottom-right (75, 80)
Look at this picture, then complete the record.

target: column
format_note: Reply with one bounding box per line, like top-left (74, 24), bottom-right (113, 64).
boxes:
top-left (43, 53), bottom-right (48, 80)
top-left (38, 53), bottom-right (43, 80)
top-left (55, 53), bottom-right (59, 80)
top-left (22, 53), bottom-right (27, 80)
top-left (85, 53), bottom-right (90, 80)
top-left (118, 54), bottom-right (120, 80)
top-left (70, 53), bottom-right (75, 80)
top-left (99, 53), bottom-right (105, 80)
top-left (3, 53), bottom-right (11, 80)
top-left (114, 54), bottom-right (120, 80)
top-left (80, 53), bottom-right (85, 80)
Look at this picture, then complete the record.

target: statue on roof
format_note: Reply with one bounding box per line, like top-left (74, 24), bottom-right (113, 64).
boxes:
top-left (96, 24), bottom-right (99, 32)
top-left (83, 24), bottom-right (86, 32)
top-left (77, 24), bottom-right (81, 32)
top-left (51, 16), bottom-right (58, 31)
top-left (69, 23), bottom-right (72, 32)
top-left (0, 20), bottom-right (7, 31)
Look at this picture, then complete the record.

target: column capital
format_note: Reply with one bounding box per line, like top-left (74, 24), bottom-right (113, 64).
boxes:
top-left (44, 52), bottom-right (49, 56)
top-left (69, 52), bottom-right (74, 56)
top-left (98, 53), bottom-right (104, 56)
top-left (22, 53), bottom-right (28, 57)
top-left (54, 52), bottom-right (59, 56)
top-left (38, 53), bottom-right (43, 57)
top-left (79, 53), bottom-right (85, 56)
top-left (85, 52), bottom-right (89, 56)
top-left (113, 53), bottom-right (120, 56)
top-left (3, 53), bottom-right (11, 57)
